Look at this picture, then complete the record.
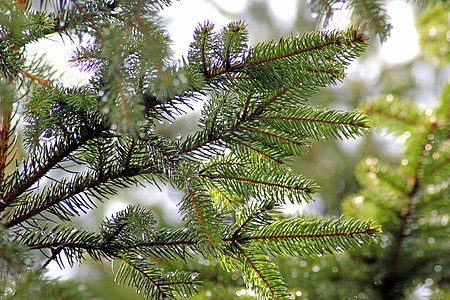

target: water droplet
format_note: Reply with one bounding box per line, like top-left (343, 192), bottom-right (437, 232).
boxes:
top-left (354, 196), bottom-right (364, 204)
top-left (441, 215), bottom-right (448, 226)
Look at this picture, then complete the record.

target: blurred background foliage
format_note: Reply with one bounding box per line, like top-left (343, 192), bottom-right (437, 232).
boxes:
top-left (26, 0), bottom-right (448, 299)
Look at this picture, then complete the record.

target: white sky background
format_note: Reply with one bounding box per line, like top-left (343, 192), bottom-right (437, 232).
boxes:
top-left (31, 0), bottom-right (423, 279)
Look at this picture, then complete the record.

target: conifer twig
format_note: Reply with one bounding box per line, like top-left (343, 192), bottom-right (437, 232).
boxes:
top-left (19, 68), bottom-right (50, 87)
top-left (187, 187), bottom-right (216, 248)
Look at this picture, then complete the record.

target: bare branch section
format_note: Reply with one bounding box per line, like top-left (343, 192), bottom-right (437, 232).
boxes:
top-left (19, 68), bottom-right (50, 87)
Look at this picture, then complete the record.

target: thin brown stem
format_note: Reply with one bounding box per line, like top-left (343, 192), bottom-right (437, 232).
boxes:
top-left (188, 187), bottom-right (215, 248)
top-left (240, 228), bottom-right (378, 241)
top-left (199, 173), bottom-right (313, 192)
top-left (19, 68), bottom-right (50, 87)
top-left (235, 245), bottom-right (278, 299)
top-left (260, 115), bottom-right (369, 128)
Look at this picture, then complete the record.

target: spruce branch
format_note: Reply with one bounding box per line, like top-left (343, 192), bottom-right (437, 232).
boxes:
top-left (350, 0), bottom-right (392, 41)
top-left (227, 217), bottom-right (380, 257)
top-left (4, 158), bottom-right (163, 227)
top-left (41, 246), bottom-right (63, 269)
top-left (244, 127), bottom-right (305, 146)
top-left (70, 0), bottom-right (104, 43)
top-left (0, 123), bottom-right (104, 211)
top-left (228, 203), bottom-right (275, 242)
top-left (115, 254), bottom-right (169, 299)
top-left (114, 254), bottom-right (201, 299)
top-left (209, 29), bottom-right (365, 79)
top-left (199, 157), bottom-right (318, 205)
top-left (236, 246), bottom-right (278, 299)
top-left (199, 174), bottom-right (314, 194)
top-left (26, 232), bottom-right (197, 261)
top-left (308, 0), bottom-right (392, 42)
top-left (187, 187), bottom-right (216, 249)
top-left (235, 244), bottom-right (289, 299)
top-left (384, 115), bottom-right (436, 286)
top-left (312, 87), bottom-right (449, 298)
top-left (236, 140), bottom-right (283, 164)
top-left (178, 86), bottom-right (293, 157)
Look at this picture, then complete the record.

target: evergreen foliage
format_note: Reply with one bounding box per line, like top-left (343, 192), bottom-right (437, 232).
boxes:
top-left (288, 3), bottom-right (450, 294)
top-left (308, 0), bottom-right (393, 42)
top-left (0, 0), bottom-right (386, 299)
top-left (294, 84), bottom-right (449, 299)
top-left (416, 3), bottom-right (449, 66)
